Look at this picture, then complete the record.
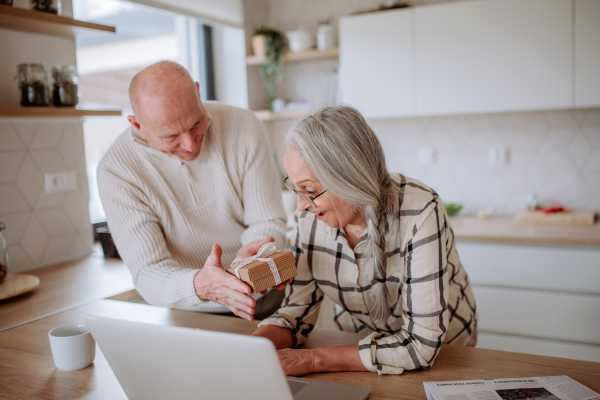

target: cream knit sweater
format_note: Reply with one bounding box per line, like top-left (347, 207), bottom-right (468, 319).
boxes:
top-left (97, 102), bottom-right (287, 312)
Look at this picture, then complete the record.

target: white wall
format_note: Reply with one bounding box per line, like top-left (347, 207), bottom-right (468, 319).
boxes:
top-left (212, 26), bottom-right (249, 109)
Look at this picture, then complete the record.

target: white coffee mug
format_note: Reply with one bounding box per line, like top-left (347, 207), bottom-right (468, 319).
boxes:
top-left (48, 323), bottom-right (96, 371)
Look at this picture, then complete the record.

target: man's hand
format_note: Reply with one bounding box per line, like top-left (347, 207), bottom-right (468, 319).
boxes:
top-left (193, 244), bottom-right (256, 321)
top-left (238, 237), bottom-right (293, 295)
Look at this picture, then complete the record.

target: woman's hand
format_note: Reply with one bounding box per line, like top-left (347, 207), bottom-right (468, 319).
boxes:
top-left (278, 345), bottom-right (368, 376)
top-left (277, 348), bottom-right (317, 376)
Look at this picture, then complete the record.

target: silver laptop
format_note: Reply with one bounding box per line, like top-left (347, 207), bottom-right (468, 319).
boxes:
top-left (85, 315), bottom-right (370, 400)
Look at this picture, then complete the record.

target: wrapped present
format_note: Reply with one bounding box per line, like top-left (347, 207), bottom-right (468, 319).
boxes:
top-left (226, 243), bottom-right (297, 293)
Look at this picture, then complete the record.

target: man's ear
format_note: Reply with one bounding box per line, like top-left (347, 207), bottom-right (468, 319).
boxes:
top-left (128, 115), bottom-right (148, 140)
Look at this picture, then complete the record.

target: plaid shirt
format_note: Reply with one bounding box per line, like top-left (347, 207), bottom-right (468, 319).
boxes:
top-left (259, 174), bottom-right (478, 375)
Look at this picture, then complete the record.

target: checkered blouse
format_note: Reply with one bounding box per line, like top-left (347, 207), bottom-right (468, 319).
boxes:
top-left (258, 174), bottom-right (478, 375)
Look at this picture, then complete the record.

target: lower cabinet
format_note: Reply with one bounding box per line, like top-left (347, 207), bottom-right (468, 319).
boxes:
top-left (457, 241), bottom-right (600, 362)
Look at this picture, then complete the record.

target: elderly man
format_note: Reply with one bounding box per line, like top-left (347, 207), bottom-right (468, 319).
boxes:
top-left (97, 61), bottom-right (287, 321)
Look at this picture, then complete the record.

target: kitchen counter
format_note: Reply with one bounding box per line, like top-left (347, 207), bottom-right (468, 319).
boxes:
top-left (449, 215), bottom-right (600, 247)
top-left (0, 244), bottom-right (133, 331)
top-left (1, 299), bottom-right (599, 399)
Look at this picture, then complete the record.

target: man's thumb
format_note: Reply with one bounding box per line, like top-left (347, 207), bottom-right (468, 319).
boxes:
top-left (207, 244), bottom-right (223, 268)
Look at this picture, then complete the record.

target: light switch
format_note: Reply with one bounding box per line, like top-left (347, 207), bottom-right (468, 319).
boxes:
top-left (488, 145), bottom-right (507, 166)
top-left (45, 171), bottom-right (77, 193)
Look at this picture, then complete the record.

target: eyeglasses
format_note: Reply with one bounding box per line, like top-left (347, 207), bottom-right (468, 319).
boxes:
top-left (283, 176), bottom-right (327, 209)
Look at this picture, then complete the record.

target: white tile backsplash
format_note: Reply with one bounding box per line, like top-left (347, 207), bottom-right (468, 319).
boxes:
top-left (585, 151), bottom-right (600, 171)
top-left (15, 154), bottom-right (43, 207)
top-left (265, 108), bottom-right (600, 214)
top-left (29, 123), bottom-right (65, 149)
top-left (20, 215), bottom-right (48, 264)
top-left (0, 183), bottom-right (30, 214)
top-left (0, 212), bottom-right (29, 245)
top-left (0, 120), bottom-right (93, 272)
top-left (43, 234), bottom-right (78, 263)
top-left (0, 152), bottom-right (25, 182)
top-left (31, 150), bottom-right (69, 173)
top-left (13, 123), bottom-right (36, 147)
top-left (7, 244), bottom-right (31, 271)
top-left (0, 124), bottom-right (26, 150)
top-left (59, 124), bottom-right (85, 169)
top-left (36, 208), bottom-right (76, 236)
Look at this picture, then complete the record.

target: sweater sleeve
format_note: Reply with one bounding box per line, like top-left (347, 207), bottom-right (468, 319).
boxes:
top-left (97, 167), bottom-right (208, 309)
top-left (239, 113), bottom-right (287, 250)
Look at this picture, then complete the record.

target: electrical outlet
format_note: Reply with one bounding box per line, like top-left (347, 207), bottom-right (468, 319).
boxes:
top-left (418, 147), bottom-right (436, 164)
top-left (45, 171), bottom-right (77, 193)
top-left (488, 145), bottom-right (507, 166)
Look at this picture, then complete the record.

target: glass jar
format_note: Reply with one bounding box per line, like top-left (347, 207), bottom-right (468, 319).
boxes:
top-left (18, 63), bottom-right (50, 107)
top-left (31, 0), bottom-right (60, 14)
top-left (0, 221), bottom-right (8, 284)
top-left (52, 65), bottom-right (79, 107)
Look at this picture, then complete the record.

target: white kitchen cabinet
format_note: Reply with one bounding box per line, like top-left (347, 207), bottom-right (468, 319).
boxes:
top-left (415, 0), bottom-right (573, 115)
top-left (575, 0), bottom-right (600, 107)
top-left (456, 241), bottom-right (600, 362)
top-left (339, 8), bottom-right (415, 119)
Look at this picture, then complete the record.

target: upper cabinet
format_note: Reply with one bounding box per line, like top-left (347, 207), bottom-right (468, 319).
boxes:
top-left (575, 0), bottom-right (600, 107)
top-left (338, 0), bottom-right (600, 118)
top-left (415, 0), bottom-right (572, 116)
top-left (339, 8), bottom-right (415, 119)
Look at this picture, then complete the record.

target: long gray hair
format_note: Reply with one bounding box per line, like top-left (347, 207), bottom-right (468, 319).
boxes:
top-left (285, 105), bottom-right (399, 324)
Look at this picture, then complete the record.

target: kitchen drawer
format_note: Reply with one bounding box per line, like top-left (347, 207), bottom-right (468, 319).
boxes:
top-left (473, 286), bottom-right (600, 345)
top-left (456, 242), bottom-right (600, 295)
top-left (477, 332), bottom-right (600, 363)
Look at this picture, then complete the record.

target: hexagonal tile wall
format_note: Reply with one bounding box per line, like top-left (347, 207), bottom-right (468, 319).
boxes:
top-left (0, 120), bottom-right (94, 272)
top-left (264, 107), bottom-right (600, 214)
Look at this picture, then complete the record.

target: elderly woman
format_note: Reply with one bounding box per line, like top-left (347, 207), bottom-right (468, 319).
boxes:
top-left (251, 106), bottom-right (477, 376)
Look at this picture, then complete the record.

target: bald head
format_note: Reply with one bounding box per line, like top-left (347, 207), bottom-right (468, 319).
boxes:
top-left (126, 61), bottom-right (209, 162)
top-left (129, 61), bottom-right (199, 122)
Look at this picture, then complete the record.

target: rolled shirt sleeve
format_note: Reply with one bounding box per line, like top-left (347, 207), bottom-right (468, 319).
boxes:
top-left (358, 201), bottom-right (450, 375)
top-left (258, 212), bottom-right (324, 347)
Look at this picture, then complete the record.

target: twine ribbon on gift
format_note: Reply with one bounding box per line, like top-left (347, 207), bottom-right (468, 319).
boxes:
top-left (230, 242), bottom-right (282, 285)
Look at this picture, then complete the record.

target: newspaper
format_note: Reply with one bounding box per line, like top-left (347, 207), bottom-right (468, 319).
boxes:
top-left (424, 376), bottom-right (600, 400)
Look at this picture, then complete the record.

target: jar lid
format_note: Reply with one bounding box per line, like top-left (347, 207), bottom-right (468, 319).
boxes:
top-left (52, 65), bottom-right (77, 71)
top-left (18, 63), bottom-right (47, 71)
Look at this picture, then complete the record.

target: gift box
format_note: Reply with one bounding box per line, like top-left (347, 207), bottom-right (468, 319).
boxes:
top-left (226, 245), bottom-right (297, 293)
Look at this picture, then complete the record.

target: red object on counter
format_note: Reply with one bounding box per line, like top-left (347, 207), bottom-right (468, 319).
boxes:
top-left (537, 206), bottom-right (570, 214)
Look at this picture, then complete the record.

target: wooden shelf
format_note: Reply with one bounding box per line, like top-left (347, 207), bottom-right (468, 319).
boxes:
top-left (254, 109), bottom-right (311, 122)
top-left (0, 106), bottom-right (122, 118)
top-left (0, 5), bottom-right (115, 40)
top-left (247, 47), bottom-right (339, 66)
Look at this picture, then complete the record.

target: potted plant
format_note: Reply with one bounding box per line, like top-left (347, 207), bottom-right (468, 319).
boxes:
top-left (252, 27), bottom-right (287, 111)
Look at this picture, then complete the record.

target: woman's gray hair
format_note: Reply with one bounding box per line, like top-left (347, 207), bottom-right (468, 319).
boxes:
top-left (285, 105), bottom-right (399, 325)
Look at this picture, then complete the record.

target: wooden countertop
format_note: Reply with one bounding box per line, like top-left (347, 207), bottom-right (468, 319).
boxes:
top-left (0, 299), bottom-right (599, 400)
top-left (0, 246), bottom-right (133, 331)
top-left (450, 215), bottom-right (600, 247)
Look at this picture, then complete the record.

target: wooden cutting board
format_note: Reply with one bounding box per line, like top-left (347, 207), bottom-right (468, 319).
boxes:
top-left (0, 274), bottom-right (40, 301)
top-left (515, 210), bottom-right (597, 226)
